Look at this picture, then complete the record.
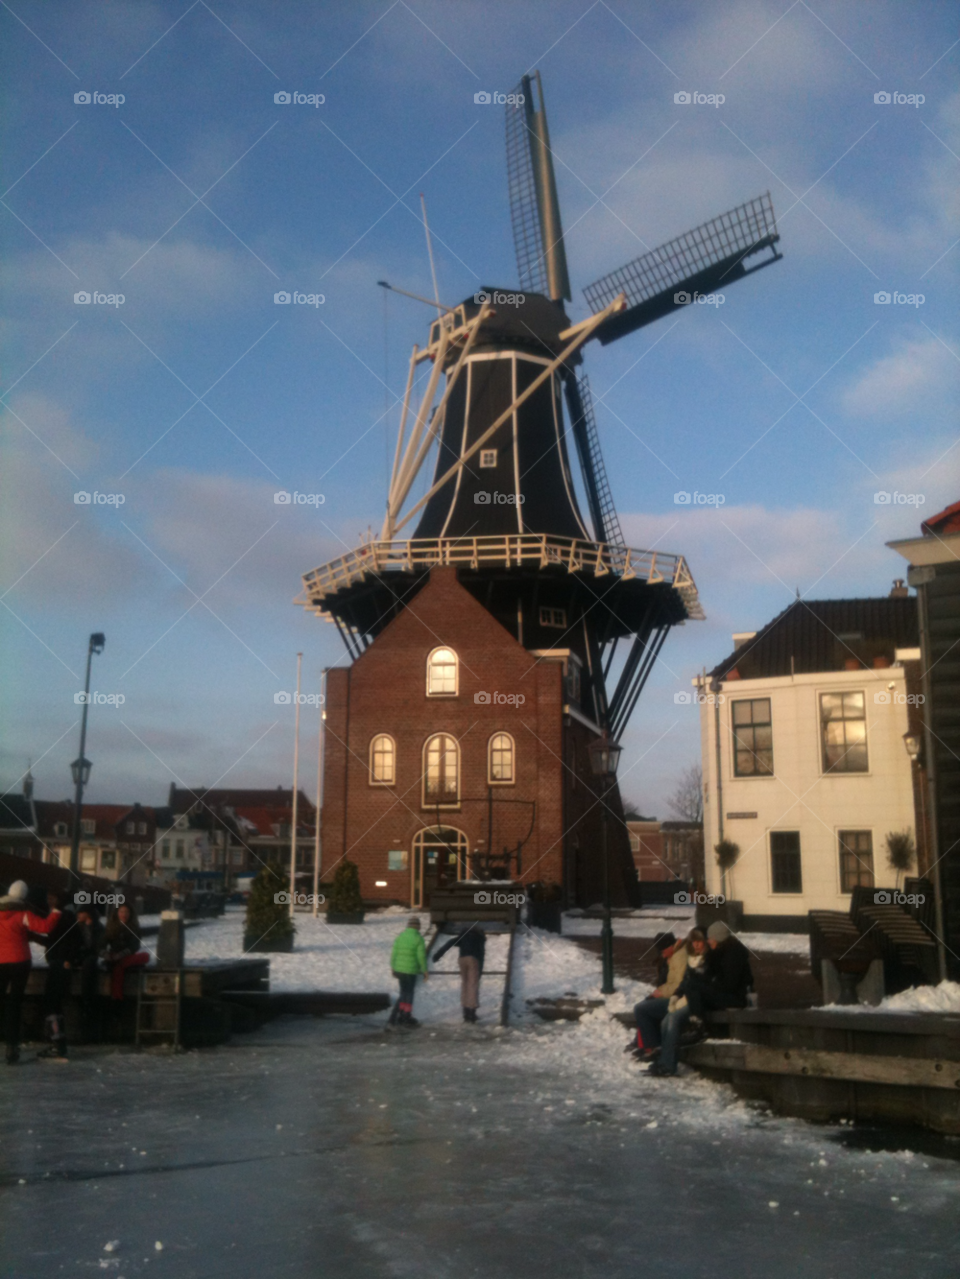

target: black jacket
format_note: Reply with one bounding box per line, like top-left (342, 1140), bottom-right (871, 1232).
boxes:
top-left (700, 936), bottom-right (753, 1007)
top-left (46, 912), bottom-right (102, 968)
top-left (434, 927), bottom-right (486, 972)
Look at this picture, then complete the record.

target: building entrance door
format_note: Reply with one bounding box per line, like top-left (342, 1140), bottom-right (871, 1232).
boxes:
top-left (411, 827), bottom-right (468, 908)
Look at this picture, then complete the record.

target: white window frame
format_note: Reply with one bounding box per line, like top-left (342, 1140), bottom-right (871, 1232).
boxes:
top-left (369, 734), bottom-right (397, 786)
top-left (488, 732), bottom-right (515, 784)
top-left (539, 606), bottom-right (567, 629)
top-left (426, 646), bottom-right (459, 697)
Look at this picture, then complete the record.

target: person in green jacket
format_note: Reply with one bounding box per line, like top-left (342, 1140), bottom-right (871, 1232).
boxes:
top-left (388, 917), bottom-right (428, 1027)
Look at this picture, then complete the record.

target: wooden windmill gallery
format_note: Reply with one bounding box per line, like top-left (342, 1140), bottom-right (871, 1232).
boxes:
top-left (297, 72), bottom-right (783, 911)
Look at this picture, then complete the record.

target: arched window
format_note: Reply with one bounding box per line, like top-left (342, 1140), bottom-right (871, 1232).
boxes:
top-left (423, 733), bottom-right (460, 805)
top-left (369, 734), bottom-right (396, 785)
top-left (426, 646), bottom-right (458, 696)
top-left (488, 732), bottom-right (515, 784)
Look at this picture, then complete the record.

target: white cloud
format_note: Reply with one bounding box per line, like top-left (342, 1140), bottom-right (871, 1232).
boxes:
top-left (841, 336), bottom-right (958, 417)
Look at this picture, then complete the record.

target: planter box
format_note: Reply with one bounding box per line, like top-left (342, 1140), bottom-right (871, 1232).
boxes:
top-left (243, 932), bottom-right (294, 953)
top-left (326, 911), bottom-right (365, 925)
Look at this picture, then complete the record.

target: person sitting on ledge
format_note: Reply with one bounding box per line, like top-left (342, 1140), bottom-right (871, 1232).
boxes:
top-left (100, 904), bottom-right (150, 1001)
top-left (634, 929), bottom-right (706, 1074)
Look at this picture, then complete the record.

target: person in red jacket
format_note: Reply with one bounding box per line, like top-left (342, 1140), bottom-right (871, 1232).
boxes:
top-left (0, 879), bottom-right (62, 1064)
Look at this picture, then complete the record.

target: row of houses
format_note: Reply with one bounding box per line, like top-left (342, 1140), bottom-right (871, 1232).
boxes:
top-left (0, 784), bottom-right (317, 891)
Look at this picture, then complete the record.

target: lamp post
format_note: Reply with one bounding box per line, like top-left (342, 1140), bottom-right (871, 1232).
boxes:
top-left (69, 632), bottom-right (105, 877)
top-left (589, 730), bottom-right (622, 996)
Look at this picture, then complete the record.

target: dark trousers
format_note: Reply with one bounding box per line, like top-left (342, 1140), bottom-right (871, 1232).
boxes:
top-left (635, 995), bottom-right (690, 1074)
top-left (0, 961), bottom-right (31, 1052)
top-left (389, 972), bottom-right (418, 1023)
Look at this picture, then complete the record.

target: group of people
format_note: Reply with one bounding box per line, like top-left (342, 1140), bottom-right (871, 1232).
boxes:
top-left (0, 879), bottom-right (149, 1063)
top-left (387, 916), bottom-right (486, 1027)
top-left (630, 920), bottom-right (754, 1077)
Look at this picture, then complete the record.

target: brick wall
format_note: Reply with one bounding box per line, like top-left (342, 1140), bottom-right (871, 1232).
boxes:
top-left (321, 567), bottom-right (634, 908)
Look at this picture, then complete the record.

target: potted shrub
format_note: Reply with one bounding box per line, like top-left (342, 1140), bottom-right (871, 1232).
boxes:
top-left (526, 880), bottom-right (563, 933)
top-left (243, 863), bottom-right (296, 953)
top-left (885, 830), bottom-right (916, 889)
top-left (715, 838), bottom-right (740, 900)
top-left (326, 859), bottom-right (365, 924)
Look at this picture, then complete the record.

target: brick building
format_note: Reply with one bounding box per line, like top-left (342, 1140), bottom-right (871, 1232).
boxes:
top-left (321, 566), bottom-right (633, 909)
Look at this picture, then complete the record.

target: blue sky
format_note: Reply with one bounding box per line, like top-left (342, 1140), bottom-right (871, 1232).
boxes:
top-left (2, 0), bottom-right (957, 817)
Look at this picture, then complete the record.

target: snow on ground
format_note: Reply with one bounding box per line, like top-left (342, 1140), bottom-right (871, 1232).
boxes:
top-left (562, 910), bottom-right (810, 955)
top-left (186, 906), bottom-right (643, 1025)
top-left (822, 980), bottom-right (960, 1015)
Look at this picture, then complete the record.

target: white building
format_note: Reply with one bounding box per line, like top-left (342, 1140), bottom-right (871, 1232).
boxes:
top-left (697, 590), bottom-right (922, 929)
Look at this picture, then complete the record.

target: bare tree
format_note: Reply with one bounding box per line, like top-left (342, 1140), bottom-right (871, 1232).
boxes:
top-left (668, 763), bottom-right (703, 824)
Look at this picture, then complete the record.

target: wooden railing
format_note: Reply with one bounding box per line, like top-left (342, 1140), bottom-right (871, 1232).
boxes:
top-left (297, 534), bottom-right (703, 620)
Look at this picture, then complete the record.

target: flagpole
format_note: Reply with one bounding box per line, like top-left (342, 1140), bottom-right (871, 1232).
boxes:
top-left (289, 652), bottom-right (302, 918)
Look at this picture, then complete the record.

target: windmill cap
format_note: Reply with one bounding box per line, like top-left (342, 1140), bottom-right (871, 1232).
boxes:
top-left (460, 291), bottom-right (573, 360)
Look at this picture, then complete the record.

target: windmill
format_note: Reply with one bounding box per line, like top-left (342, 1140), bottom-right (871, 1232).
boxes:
top-left (298, 70), bottom-right (782, 745)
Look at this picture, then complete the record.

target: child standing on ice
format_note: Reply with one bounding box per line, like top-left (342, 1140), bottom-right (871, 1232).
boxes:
top-left (388, 917), bottom-right (428, 1027)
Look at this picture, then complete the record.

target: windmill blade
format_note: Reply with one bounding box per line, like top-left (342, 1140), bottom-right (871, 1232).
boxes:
top-left (583, 192), bottom-right (781, 345)
top-left (563, 371), bottom-right (625, 557)
top-left (505, 72), bottom-right (571, 302)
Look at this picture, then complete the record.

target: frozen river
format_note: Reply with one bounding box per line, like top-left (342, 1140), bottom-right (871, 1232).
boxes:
top-left (3, 1013), bottom-right (959, 1278)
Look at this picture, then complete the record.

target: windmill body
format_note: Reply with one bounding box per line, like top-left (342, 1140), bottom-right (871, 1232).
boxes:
top-left (298, 72), bottom-right (782, 910)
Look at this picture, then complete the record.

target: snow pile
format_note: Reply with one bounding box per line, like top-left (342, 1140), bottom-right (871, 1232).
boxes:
top-left (823, 980), bottom-right (960, 1016)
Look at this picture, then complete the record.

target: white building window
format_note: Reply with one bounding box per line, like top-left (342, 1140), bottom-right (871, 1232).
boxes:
top-left (427, 647), bottom-right (458, 696)
top-left (820, 692), bottom-right (868, 773)
top-left (480, 449), bottom-right (497, 468)
top-left (161, 840), bottom-right (171, 861)
top-left (81, 818), bottom-right (96, 835)
top-left (370, 734), bottom-right (396, 785)
top-left (488, 733), bottom-right (515, 784)
top-left (423, 734), bottom-right (460, 805)
top-left (138, 821), bottom-right (147, 835)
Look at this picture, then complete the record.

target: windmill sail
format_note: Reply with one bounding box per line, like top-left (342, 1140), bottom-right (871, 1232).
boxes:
top-left (583, 192), bottom-right (781, 345)
top-left (563, 371), bottom-right (626, 557)
top-left (505, 73), bottom-right (571, 302)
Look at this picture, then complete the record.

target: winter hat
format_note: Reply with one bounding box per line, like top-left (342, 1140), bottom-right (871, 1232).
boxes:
top-left (408, 916), bottom-right (421, 930)
top-left (707, 921), bottom-right (731, 942)
top-left (653, 931), bottom-right (677, 952)
top-left (6, 880), bottom-right (28, 901)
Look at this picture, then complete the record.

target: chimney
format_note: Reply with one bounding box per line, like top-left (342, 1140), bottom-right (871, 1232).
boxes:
top-left (890, 579), bottom-right (908, 598)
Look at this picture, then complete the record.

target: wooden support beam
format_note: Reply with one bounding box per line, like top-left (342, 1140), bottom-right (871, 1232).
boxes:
top-left (687, 1039), bottom-right (960, 1090)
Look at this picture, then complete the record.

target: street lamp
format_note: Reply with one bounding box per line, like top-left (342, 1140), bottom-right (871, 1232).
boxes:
top-left (903, 731), bottom-right (922, 762)
top-left (69, 632), bottom-right (105, 877)
top-left (589, 729), bottom-right (622, 996)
